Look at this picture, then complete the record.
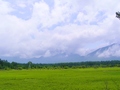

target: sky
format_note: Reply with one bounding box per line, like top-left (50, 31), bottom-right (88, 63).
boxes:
top-left (0, 0), bottom-right (120, 60)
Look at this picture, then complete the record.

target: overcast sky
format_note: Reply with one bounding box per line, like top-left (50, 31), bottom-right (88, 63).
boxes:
top-left (0, 0), bottom-right (120, 59)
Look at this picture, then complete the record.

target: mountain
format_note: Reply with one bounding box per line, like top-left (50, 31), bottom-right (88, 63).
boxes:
top-left (1, 43), bottom-right (120, 63)
top-left (1, 53), bottom-right (84, 63)
top-left (88, 43), bottom-right (115, 56)
top-left (86, 43), bottom-right (120, 61)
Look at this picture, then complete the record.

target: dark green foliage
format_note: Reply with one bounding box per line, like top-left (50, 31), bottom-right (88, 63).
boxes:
top-left (0, 58), bottom-right (120, 70)
top-left (0, 59), bottom-right (10, 69)
top-left (116, 11), bottom-right (120, 19)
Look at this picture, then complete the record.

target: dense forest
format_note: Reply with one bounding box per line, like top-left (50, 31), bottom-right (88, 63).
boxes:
top-left (0, 59), bottom-right (120, 70)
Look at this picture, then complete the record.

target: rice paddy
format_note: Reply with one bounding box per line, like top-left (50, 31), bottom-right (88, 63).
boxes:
top-left (0, 67), bottom-right (120, 90)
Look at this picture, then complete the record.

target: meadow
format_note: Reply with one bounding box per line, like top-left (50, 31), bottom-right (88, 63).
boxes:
top-left (0, 68), bottom-right (120, 90)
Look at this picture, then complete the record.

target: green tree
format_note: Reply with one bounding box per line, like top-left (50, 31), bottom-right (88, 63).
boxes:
top-left (11, 62), bottom-right (18, 69)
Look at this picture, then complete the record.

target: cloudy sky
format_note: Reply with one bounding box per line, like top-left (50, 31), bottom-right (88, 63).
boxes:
top-left (0, 0), bottom-right (120, 60)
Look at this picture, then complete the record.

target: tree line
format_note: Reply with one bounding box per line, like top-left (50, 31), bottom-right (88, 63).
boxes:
top-left (0, 59), bottom-right (120, 70)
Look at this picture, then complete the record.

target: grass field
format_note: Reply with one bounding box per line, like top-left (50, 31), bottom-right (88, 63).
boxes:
top-left (0, 68), bottom-right (120, 90)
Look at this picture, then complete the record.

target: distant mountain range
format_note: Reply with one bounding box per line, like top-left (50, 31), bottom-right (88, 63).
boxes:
top-left (1, 43), bottom-right (120, 63)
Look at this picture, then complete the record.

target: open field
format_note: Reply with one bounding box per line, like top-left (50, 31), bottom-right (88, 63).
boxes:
top-left (0, 68), bottom-right (120, 90)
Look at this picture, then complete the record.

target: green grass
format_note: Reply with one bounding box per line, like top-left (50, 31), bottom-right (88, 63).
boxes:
top-left (0, 67), bottom-right (120, 90)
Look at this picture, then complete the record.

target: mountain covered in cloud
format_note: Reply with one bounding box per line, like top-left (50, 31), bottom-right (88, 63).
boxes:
top-left (1, 43), bottom-right (120, 63)
top-left (34, 43), bottom-right (120, 63)
top-left (88, 43), bottom-right (120, 57)
top-left (86, 43), bottom-right (120, 61)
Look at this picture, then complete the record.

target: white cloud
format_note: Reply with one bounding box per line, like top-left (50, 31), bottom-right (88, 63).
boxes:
top-left (0, 0), bottom-right (14, 14)
top-left (0, 0), bottom-right (120, 60)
